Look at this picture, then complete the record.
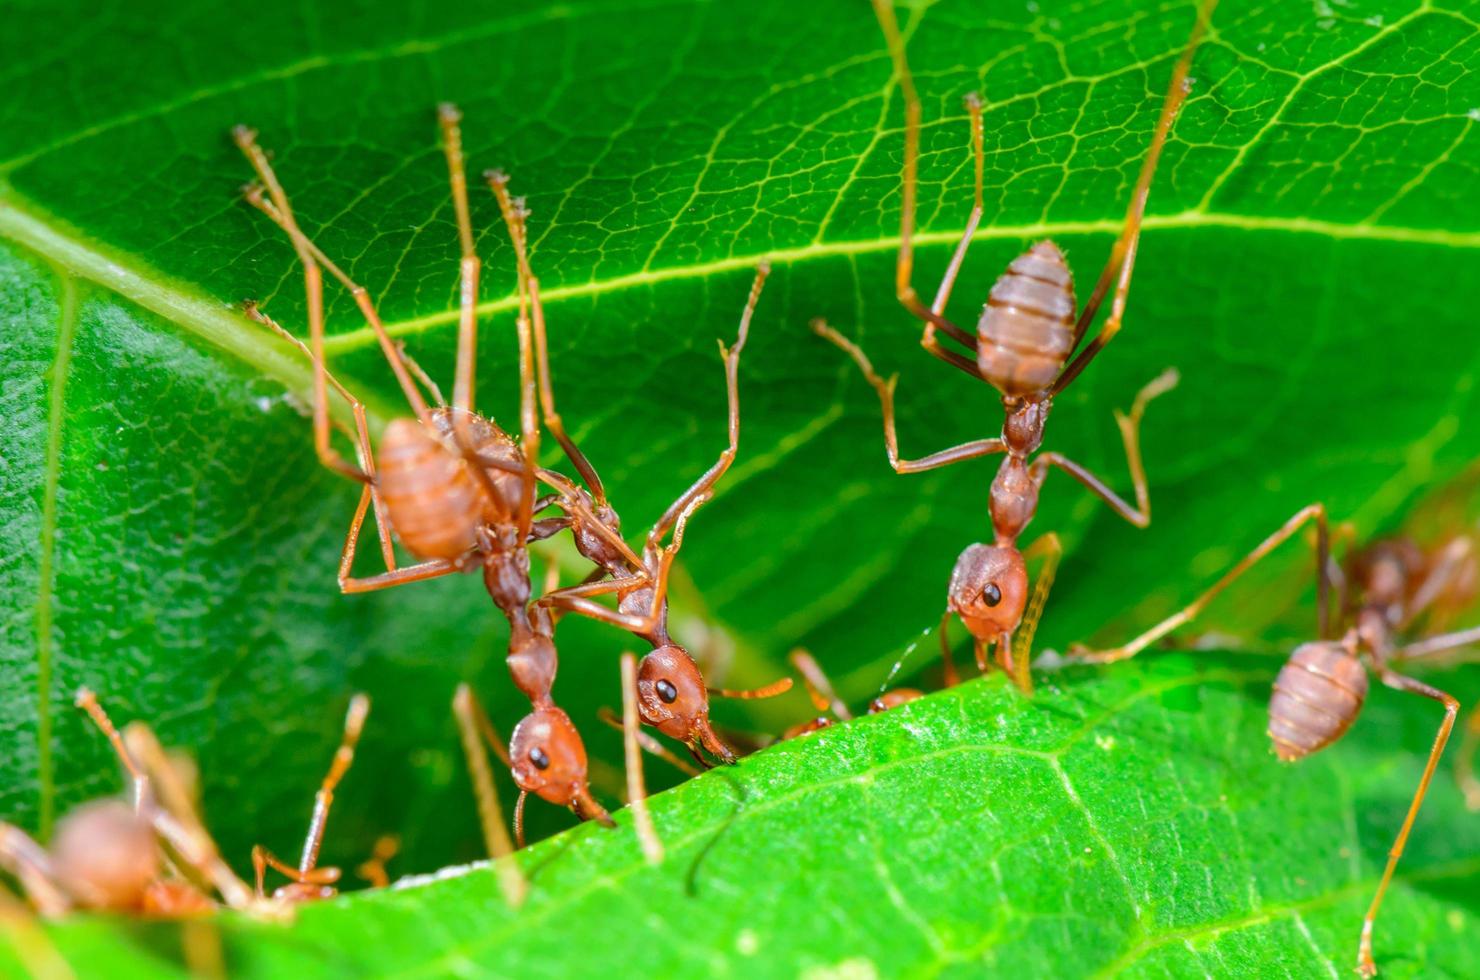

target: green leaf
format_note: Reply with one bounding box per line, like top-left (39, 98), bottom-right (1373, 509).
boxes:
top-left (7, 658), bottom-right (1480, 978)
top-left (2, 0), bottom-right (1479, 972)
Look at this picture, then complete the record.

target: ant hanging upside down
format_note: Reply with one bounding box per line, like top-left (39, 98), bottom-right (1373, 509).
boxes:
top-left (811, 0), bottom-right (1215, 692)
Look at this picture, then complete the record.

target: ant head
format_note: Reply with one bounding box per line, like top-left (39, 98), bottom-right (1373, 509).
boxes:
top-left (509, 706), bottom-right (599, 816)
top-left (948, 544), bottom-right (1028, 640)
top-left (868, 689), bottom-right (923, 714)
top-left (51, 800), bottom-right (159, 910)
top-left (637, 646), bottom-right (734, 763)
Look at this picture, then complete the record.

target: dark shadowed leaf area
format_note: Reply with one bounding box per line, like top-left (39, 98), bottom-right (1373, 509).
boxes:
top-left (1, 0), bottom-right (1478, 974)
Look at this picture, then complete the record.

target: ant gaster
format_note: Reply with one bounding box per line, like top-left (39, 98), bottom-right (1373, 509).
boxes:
top-left (0, 690), bottom-right (257, 917)
top-left (812, 0), bottom-right (1215, 691)
top-left (1070, 506), bottom-right (1480, 976)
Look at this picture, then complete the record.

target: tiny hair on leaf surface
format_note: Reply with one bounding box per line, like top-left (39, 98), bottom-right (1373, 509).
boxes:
top-left (1, 0), bottom-right (1479, 973)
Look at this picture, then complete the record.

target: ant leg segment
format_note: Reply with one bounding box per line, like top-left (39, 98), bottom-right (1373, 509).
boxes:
top-left (710, 677), bottom-right (794, 700)
top-left (252, 846), bottom-right (337, 899)
top-left (1069, 503), bottom-right (1329, 664)
top-left (620, 653), bottom-right (664, 865)
top-left (648, 265), bottom-right (770, 546)
top-left (1391, 623), bottom-right (1480, 662)
top-left (937, 609), bottom-right (961, 688)
top-left (451, 686), bottom-right (525, 906)
top-left (1011, 532), bottom-right (1064, 694)
top-left (930, 92), bottom-right (987, 318)
top-left (812, 320), bottom-right (1007, 472)
top-left (529, 516), bottom-right (574, 542)
top-left (123, 724), bottom-right (254, 911)
top-left (0, 826), bottom-right (68, 917)
top-left (1402, 536), bottom-right (1477, 630)
top-left (437, 105), bottom-right (480, 417)
top-left (542, 594), bottom-right (657, 637)
top-left (598, 708), bottom-right (703, 777)
top-left (356, 835), bottom-right (400, 888)
top-left (244, 302), bottom-right (396, 571)
top-left (1458, 706), bottom-right (1480, 811)
top-left (233, 143), bottom-right (433, 431)
top-left (513, 792), bottom-right (528, 850)
top-left (1033, 362), bottom-right (1180, 531)
top-left (788, 650), bottom-right (852, 721)
top-left (340, 558), bottom-right (462, 595)
top-left (295, 695), bottom-right (369, 876)
top-left (869, 0), bottom-right (977, 353)
top-left (528, 275), bottom-right (608, 503)
top-left (1055, 0), bottom-right (1215, 394)
top-left (73, 688), bottom-right (149, 812)
top-left (1356, 671), bottom-right (1458, 979)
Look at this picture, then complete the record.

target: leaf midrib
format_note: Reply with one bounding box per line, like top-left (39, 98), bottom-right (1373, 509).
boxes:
top-left (3, 190), bottom-right (1477, 432)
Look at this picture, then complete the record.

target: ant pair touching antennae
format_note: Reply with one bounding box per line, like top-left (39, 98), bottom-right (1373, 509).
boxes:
top-left (1070, 508), bottom-right (1480, 976)
top-left (813, 0), bottom-right (1216, 692)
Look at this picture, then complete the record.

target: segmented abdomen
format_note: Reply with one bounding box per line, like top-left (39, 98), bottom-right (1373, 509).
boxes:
top-left (1267, 642), bottom-right (1368, 761)
top-left (976, 240), bottom-right (1077, 397)
top-left (378, 418), bottom-right (485, 560)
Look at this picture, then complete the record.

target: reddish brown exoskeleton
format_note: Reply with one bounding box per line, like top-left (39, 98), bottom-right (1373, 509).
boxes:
top-left (251, 695), bottom-right (370, 902)
top-left (477, 172), bottom-right (792, 767)
top-left (780, 650), bottom-right (924, 740)
top-left (1070, 507), bottom-right (1480, 976)
top-left (0, 690), bottom-right (256, 918)
top-left (813, 0), bottom-right (1216, 693)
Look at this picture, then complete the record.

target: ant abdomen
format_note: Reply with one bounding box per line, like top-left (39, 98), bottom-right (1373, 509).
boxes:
top-left (976, 241), bottom-right (1077, 397)
top-left (376, 419), bottom-right (486, 560)
top-left (50, 800), bottom-right (159, 911)
top-left (1268, 642), bottom-right (1368, 761)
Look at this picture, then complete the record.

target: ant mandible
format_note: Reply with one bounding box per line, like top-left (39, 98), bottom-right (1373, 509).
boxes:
top-left (1070, 505), bottom-right (1480, 976)
top-left (812, 0), bottom-right (1215, 692)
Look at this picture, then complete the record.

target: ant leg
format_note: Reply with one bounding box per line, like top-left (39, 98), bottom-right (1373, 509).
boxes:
top-left (251, 845), bottom-right (337, 899)
top-left (930, 92), bottom-right (986, 319)
top-left (233, 131), bottom-right (433, 430)
top-left (1069, 503), bottom-right (1329, 663)
top-left (451, 685), bottom-right (525, 906)
top-left (620, 653), bottom-right (663, 865)
top-left (1391, 623), bottom-right (1480, 662)
top-left (437, 105), bottom-right (480, 416)
top-left (597, 708), bottom-right (703, 777)
top-left (0, 826), bottom-right (68, 917)
top-left (812, 320), bottom-right (1007, 471)
top-left (291, 695), bottom-right (368, 879)
top-left (937, 609), bottom-right (960, 688)
top-left (355, 835), bottom-right (400, 888)
top-left (340, 558), bottom-right (462, 595)
top-left (869, 0), bottom-right (978, 355)
top-left (1356, 671), bottom-right (1458, 979)
top-left (489, 169), bottom-right (609, 504)
top-left (1401, 536), bottom-right (1477, 631)
top-left (789, 650), bottom-right (852, 721)
top-left (122, 724), bottom-right (254, 911)
top-left (244, 302), bottom-right (397, 572)
top-left (1030, 366), bottom-right (1179, 529)
top-left (74, 688), bottom-right (149, 812)
top-left (1458, 705), bottom-right (1480, 810)
top-left (1050, 0), bottom-right (1215, 397)
top-left (647, 265), bottom-right (771, 547)
top-left (1009, 532), bottom-right (1063, 694)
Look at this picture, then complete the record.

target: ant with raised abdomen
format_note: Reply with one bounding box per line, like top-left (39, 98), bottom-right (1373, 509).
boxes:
top-left (0, 690), bottom-right (257, 917)
top-left (1069, 506), bottom-right (1480, 976)
top-left (812, 0), bottom-right (1215, 693)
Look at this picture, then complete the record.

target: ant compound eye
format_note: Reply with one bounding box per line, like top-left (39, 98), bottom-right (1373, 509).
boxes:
top-left (981, 583), bottom-right (1002, 607)
top-left (529, 746), bottom-right (551, 770)
top-left (656, 679), bottom-right (679, 704)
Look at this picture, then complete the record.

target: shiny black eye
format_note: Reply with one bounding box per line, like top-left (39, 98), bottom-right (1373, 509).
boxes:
top-left (529, 747), bottom-right (550, 770)
top-left (982, 583), bottom-right (1002, 607)
top-left (656, 679), bottom-right (678, 704)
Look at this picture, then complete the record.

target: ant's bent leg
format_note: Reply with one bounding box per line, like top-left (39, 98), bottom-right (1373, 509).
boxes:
top-left (1068, 503), bottom-right (1328, 664)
